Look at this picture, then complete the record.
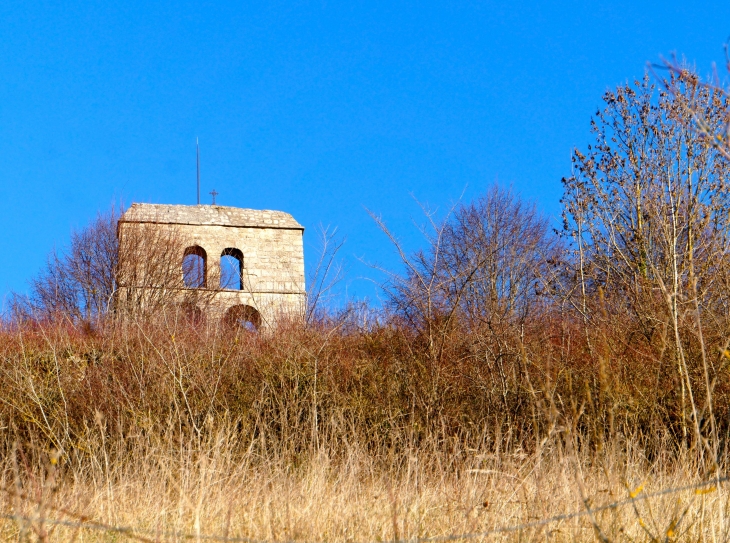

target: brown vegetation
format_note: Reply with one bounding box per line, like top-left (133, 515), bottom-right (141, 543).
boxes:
top-left (3, 75), bottom-right (730, 541)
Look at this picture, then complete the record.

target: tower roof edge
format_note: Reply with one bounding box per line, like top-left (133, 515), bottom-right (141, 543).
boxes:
top-left (120, 203), bottom-right (304, 230)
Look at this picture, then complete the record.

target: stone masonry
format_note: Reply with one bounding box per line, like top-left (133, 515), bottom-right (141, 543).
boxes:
top-left (117, 203), bottom-right (305, 327)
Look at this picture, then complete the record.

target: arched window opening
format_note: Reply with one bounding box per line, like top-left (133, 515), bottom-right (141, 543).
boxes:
top-left (223, 304), bottom-right (261, 331)
top-left (220, 248), bottom-right (244, 290)
top-left (182, 246), bottom-right (207, 288)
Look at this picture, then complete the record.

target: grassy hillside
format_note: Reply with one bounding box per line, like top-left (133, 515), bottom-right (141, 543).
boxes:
top-left (0, 309), bottom-right (727, 541)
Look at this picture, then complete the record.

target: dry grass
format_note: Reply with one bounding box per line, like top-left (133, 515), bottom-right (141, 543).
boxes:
top-left (0, 424), bottom-right (726, 542)
top-left (0, 311), bottom-right (727, 541)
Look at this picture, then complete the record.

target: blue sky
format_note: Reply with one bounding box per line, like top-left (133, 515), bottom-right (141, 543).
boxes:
top-left (1, 1), bottom-right (729, 306)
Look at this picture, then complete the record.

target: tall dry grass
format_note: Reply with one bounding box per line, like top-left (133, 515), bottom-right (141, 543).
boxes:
top-left (2, 415), bottom-right (724, 542)
top-left (0, 308), bottom-right (727, 541)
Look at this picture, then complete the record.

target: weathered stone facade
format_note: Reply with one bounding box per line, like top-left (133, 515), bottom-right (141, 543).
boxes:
top-left (117, 203), bottom-right (305, 327)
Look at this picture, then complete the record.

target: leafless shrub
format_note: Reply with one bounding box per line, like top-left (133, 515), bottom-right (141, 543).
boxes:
top-left (305, 225), bottom-right (346, 325)
top-left (369, 199), bottom-right (459, 362)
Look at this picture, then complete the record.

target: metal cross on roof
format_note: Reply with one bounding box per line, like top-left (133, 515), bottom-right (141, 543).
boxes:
top-left (210, 189), bottom-right (218, 205)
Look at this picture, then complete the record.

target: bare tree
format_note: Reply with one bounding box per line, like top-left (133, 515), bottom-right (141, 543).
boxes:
top-left (656, 52), bottom-right (730, 161)
top-left (437, 185), bottom-right (562, 333)
top-left (563, 75), bottom-right (730, 319)
top-left (374, 186), bottom-right (561, 362)
top-left (561, 75), bottom-right (730, 442)
top-left (12, 208), bottom-right (121, 323)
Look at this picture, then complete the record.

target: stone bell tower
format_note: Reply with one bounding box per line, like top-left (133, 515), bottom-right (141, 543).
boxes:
top-left (117, 203), bottom-right (305, 327)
